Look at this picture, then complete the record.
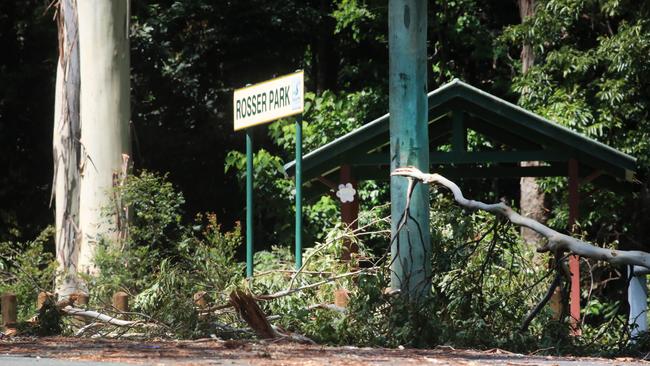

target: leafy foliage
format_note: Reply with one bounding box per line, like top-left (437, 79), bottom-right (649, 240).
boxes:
top-left (225, 89), bottom-right (386, 249)
top-left (500, 0), bottom-right (650, 257)
top-left (89, 171), bottom-right (243, 338)
top-left (0, 226), bottom-right (57, 320)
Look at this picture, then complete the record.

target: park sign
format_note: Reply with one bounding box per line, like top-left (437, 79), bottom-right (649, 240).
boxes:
top-left (234, 70), bottom-right (306, 278)
top-left (233, 71), bottom-right (304, 131)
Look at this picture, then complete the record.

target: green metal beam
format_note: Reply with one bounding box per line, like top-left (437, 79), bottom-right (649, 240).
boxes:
top-left (351, 164), bottom-right (567, 181)
top-left (463, 114), bottom-right (539, 150)
top-left (283, 79), bottom-right (637, 188)
top-left (451, 110), bottom-right (466, 153)
top-left (447, 81), bottom-right (636, 174)
top-left (348, 150), bottom-right (568, 167)
top-left (458, 101), bottom-right (631, 180)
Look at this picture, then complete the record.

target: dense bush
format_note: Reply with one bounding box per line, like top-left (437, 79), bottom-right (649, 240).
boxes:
top-left (11, 170), bottom-right (631, 355)
top-left (0, 226), bottom-right (57, 321)
top-left (88, 171), bottom-right (244, 338)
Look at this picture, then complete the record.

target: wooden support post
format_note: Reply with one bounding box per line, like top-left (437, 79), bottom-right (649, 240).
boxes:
top-left (339, 165), bottom-right (359, 260)
top-left (389, 0), bottom-right (431, 300)
top-left (2, 292), bottom-right (17, 328)
top-left (112, 291), bottom-right (129, 316)
top-left (568, 158), bottom-right (581, 334)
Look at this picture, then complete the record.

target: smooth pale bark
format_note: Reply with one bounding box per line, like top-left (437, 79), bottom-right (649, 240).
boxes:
top-left (53, 0), bottom-right (82, 298)
top-left (392, 167), bottom-right (650, 270)
top-left (628, 267), bottom-right (648, 339)
top-left (77, 0), bottom-right (131, 275)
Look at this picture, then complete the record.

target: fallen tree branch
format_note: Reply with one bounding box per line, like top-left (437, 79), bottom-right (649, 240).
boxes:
top-left (256, 268), bottom-right (374, 300)
top-left (229, 289), bottom-right (314, 343)
top-left (391, 167), bottom-right (650, 270)
top-left (202, 268), bottom-right (374, 317)
top-left (61, 306), bottom-right (159, 328)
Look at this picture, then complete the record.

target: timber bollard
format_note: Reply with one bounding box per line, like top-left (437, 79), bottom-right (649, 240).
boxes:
top-left (73, 292), bottom-right (89, 323)
top-left (75, 292), bottom-right (89, 307)
top-left (112, 291), bottom-right (129, 316)
top-left (2, 292), bottom-right (17, 328)
top-left (334, 289), bottom-right (350, 308)
top-left (193, 291), bottom-right (210, 309)
top-left (37, 292), bottom-right (55, 310)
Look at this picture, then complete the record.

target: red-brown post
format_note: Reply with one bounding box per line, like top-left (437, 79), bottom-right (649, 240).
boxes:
top-left (568, 158), bottom-right (581, 334)
top-left (339, 165), bottom-right (359, 260)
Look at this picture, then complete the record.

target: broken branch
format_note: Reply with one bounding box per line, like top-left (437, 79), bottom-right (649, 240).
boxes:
top-left (391, 167), bottom-right (650, 270)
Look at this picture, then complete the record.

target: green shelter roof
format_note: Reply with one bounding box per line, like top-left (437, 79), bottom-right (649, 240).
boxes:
top-left (284, 79), bottom-right (636, 192)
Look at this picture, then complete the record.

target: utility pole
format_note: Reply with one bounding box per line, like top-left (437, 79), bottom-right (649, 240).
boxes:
top-left (389, 0), bottom-right (431, 300)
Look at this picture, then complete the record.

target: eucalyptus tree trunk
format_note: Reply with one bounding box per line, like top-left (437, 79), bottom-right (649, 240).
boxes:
top-left (77, 0), bottom-right (131, 275)
top-left (388, 0), bottom-right (431, 300)
top-left (518, 0), bottom-right (547, 245)
top-left (52, 0), bottom-right (82, 298)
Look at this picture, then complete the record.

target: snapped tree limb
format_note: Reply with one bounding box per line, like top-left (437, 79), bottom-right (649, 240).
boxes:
top-left (391, 167), bottom-right (650, 270)
top-left (61, 306), bottom-right (155, 327)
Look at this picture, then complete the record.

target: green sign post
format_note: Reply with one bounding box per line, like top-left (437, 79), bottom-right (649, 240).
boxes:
top-left (233, 71), bottom-right (305, 277)
top-left (245, 129), bottom-right (254, 277)
top-left (294, 115), bottom-right (303, 269)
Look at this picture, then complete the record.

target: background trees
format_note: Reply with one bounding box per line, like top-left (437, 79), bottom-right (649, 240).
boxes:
top-left (0, 0), bottom-right (649, 351)
top-left (0, 0), bottom-right (649, 340)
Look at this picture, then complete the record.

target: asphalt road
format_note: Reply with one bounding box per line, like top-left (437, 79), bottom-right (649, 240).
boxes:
top-left (0, 356), bottom-right (131, 366)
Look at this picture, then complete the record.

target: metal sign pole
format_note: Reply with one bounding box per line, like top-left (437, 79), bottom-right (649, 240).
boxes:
top-left (246, 128), bottom-right (254, 278)
top-left (295, 114), bottom-right (303, 269)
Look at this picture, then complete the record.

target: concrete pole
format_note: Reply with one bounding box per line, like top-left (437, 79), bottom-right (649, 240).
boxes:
top-left (628, 267), bottom-right (648, 340)
top-left (388, 0), bottom-right (431, 300)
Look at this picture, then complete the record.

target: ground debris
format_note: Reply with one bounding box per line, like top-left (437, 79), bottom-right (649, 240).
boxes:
top-left (2, 337), bottom-right (650, 365)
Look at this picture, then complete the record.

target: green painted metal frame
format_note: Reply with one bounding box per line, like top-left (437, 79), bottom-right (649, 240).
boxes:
top-left (284, 79), bottom-right (637, 186)
top-left (295, 115), bottom-right (303, 269)
top-left (246, 129), bottom-right (254, 278)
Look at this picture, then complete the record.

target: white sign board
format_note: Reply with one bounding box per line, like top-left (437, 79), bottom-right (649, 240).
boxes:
top-left (233, 71), bottom-right (304, 131)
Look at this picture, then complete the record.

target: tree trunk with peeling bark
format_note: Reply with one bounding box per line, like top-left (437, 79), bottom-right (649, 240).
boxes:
top-left (52, 0), bottom-right (82, 299)
top-left (518, 0), bottom-right (547, 245)
top-left (76, 0), bottom-right (131, 276)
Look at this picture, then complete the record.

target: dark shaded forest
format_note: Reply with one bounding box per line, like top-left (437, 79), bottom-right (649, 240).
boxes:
top-left (1, 0), bottom-right (521, 243)
top-left (2, 0), bottom-right (650, 274)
